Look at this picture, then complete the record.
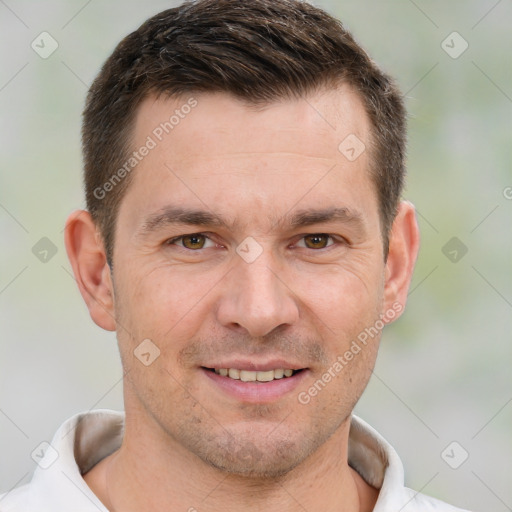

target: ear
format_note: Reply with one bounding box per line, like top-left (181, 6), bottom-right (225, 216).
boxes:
top-left (382, 200), bottom-right (420, 322)
top-left (64, 210), bottom-right (116, 331)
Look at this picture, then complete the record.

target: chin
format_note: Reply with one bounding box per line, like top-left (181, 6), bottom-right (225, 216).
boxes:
top-left (193, 430), bottom-right (319, 480)
top-left (203, 449), bottom-right (302, 479)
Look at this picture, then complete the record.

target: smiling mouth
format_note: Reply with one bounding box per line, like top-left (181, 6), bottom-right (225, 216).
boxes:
top-left (202, 367), bottom-right (304, 382)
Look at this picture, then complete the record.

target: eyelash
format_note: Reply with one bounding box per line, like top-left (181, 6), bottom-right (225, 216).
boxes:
top-left (165, 232), bottom-right (346, 251)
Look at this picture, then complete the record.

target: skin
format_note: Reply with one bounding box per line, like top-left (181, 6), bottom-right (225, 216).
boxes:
top-left (65, 85), bottom-right (419, 512)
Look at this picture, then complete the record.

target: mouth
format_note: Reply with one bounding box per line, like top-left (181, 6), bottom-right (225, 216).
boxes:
top-left (200, 365), bottom-right (308, 403)
top-left (204, 367), bottom-right (303, 382)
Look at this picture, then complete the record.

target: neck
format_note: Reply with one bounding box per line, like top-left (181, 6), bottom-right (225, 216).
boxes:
top-left (85, 412), bottom-right (378, 512)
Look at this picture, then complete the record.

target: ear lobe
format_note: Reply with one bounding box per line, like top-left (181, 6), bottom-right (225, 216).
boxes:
top-left (382, 201), bottom-right (420, 321)
top-left (64, 210), bottom-right (116, 331)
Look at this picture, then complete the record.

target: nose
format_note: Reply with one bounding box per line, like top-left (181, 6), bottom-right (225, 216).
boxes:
top-left (216, 250), bottom-right (300, 338)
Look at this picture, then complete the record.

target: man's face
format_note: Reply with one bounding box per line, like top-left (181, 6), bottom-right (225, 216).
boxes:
top-left (112, 86), bottom-right (390, 477)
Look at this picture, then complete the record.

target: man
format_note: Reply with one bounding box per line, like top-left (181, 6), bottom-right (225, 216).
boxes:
top-left (1, 1), bottom-right (471, 510)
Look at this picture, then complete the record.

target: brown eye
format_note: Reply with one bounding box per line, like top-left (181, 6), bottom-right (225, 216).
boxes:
top-left (302, 234), bottom-right (332, 249)
top-left (181, 234), bottom-right (206, 249)
top-left (168, 233), bottom-right (214, 250)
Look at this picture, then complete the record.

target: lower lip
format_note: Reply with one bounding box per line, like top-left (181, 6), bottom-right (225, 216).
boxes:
top-left (201, 368), bottom-right (308, 403)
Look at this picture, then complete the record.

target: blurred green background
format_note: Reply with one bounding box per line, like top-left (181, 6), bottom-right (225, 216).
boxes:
top-left (1, 1), bottom-right (511, 510)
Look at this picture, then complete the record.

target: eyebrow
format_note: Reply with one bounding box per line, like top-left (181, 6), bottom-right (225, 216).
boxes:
top-left (136, 205), bottom-right (366, 238)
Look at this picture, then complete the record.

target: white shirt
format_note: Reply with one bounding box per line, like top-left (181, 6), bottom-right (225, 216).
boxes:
top-left (0, 409), bottom-right (471, 511)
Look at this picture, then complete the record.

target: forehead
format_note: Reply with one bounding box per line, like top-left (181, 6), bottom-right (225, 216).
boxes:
top-left (118, 86), bottom-right (377, 234)
top-left (134, 86), bottom-right (369, 162)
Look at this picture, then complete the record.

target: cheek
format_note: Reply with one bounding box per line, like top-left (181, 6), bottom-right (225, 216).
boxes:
top-left (114, 269), bottom-right (207, 402)
top-left (114, 264), bottom-right (216, 353)
top-left (116, 266), bottom-right (223, 374)
top-left (298, 264), bottom-right (382, 329)
top-left (293, 264), bottom-right (384, 396)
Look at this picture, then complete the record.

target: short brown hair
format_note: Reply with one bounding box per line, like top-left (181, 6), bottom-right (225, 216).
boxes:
top-left (83, 0), bottom-right (406, 266)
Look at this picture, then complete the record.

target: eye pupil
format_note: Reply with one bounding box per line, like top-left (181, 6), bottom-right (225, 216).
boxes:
top-left (183, 234), bottom-right (205, 249)
top-left (305, 234), bottom-right (328, 249)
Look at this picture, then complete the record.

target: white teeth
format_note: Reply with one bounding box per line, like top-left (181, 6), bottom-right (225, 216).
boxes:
top-left (256, 370), bottom-right (275, 382)
top-left (213, 368), bottom-right (296, 381)
top-left (228, 368), bottom-right (240, 380)
top-left (240, 370), bottom-right (256, 382)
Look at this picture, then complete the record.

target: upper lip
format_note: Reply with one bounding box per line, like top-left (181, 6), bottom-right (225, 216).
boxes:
top-left (202, 359), bottom-right (306, 372)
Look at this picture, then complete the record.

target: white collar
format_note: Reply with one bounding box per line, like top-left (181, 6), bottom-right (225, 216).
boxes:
top-left (2, 409), bottom-right (467, 511)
